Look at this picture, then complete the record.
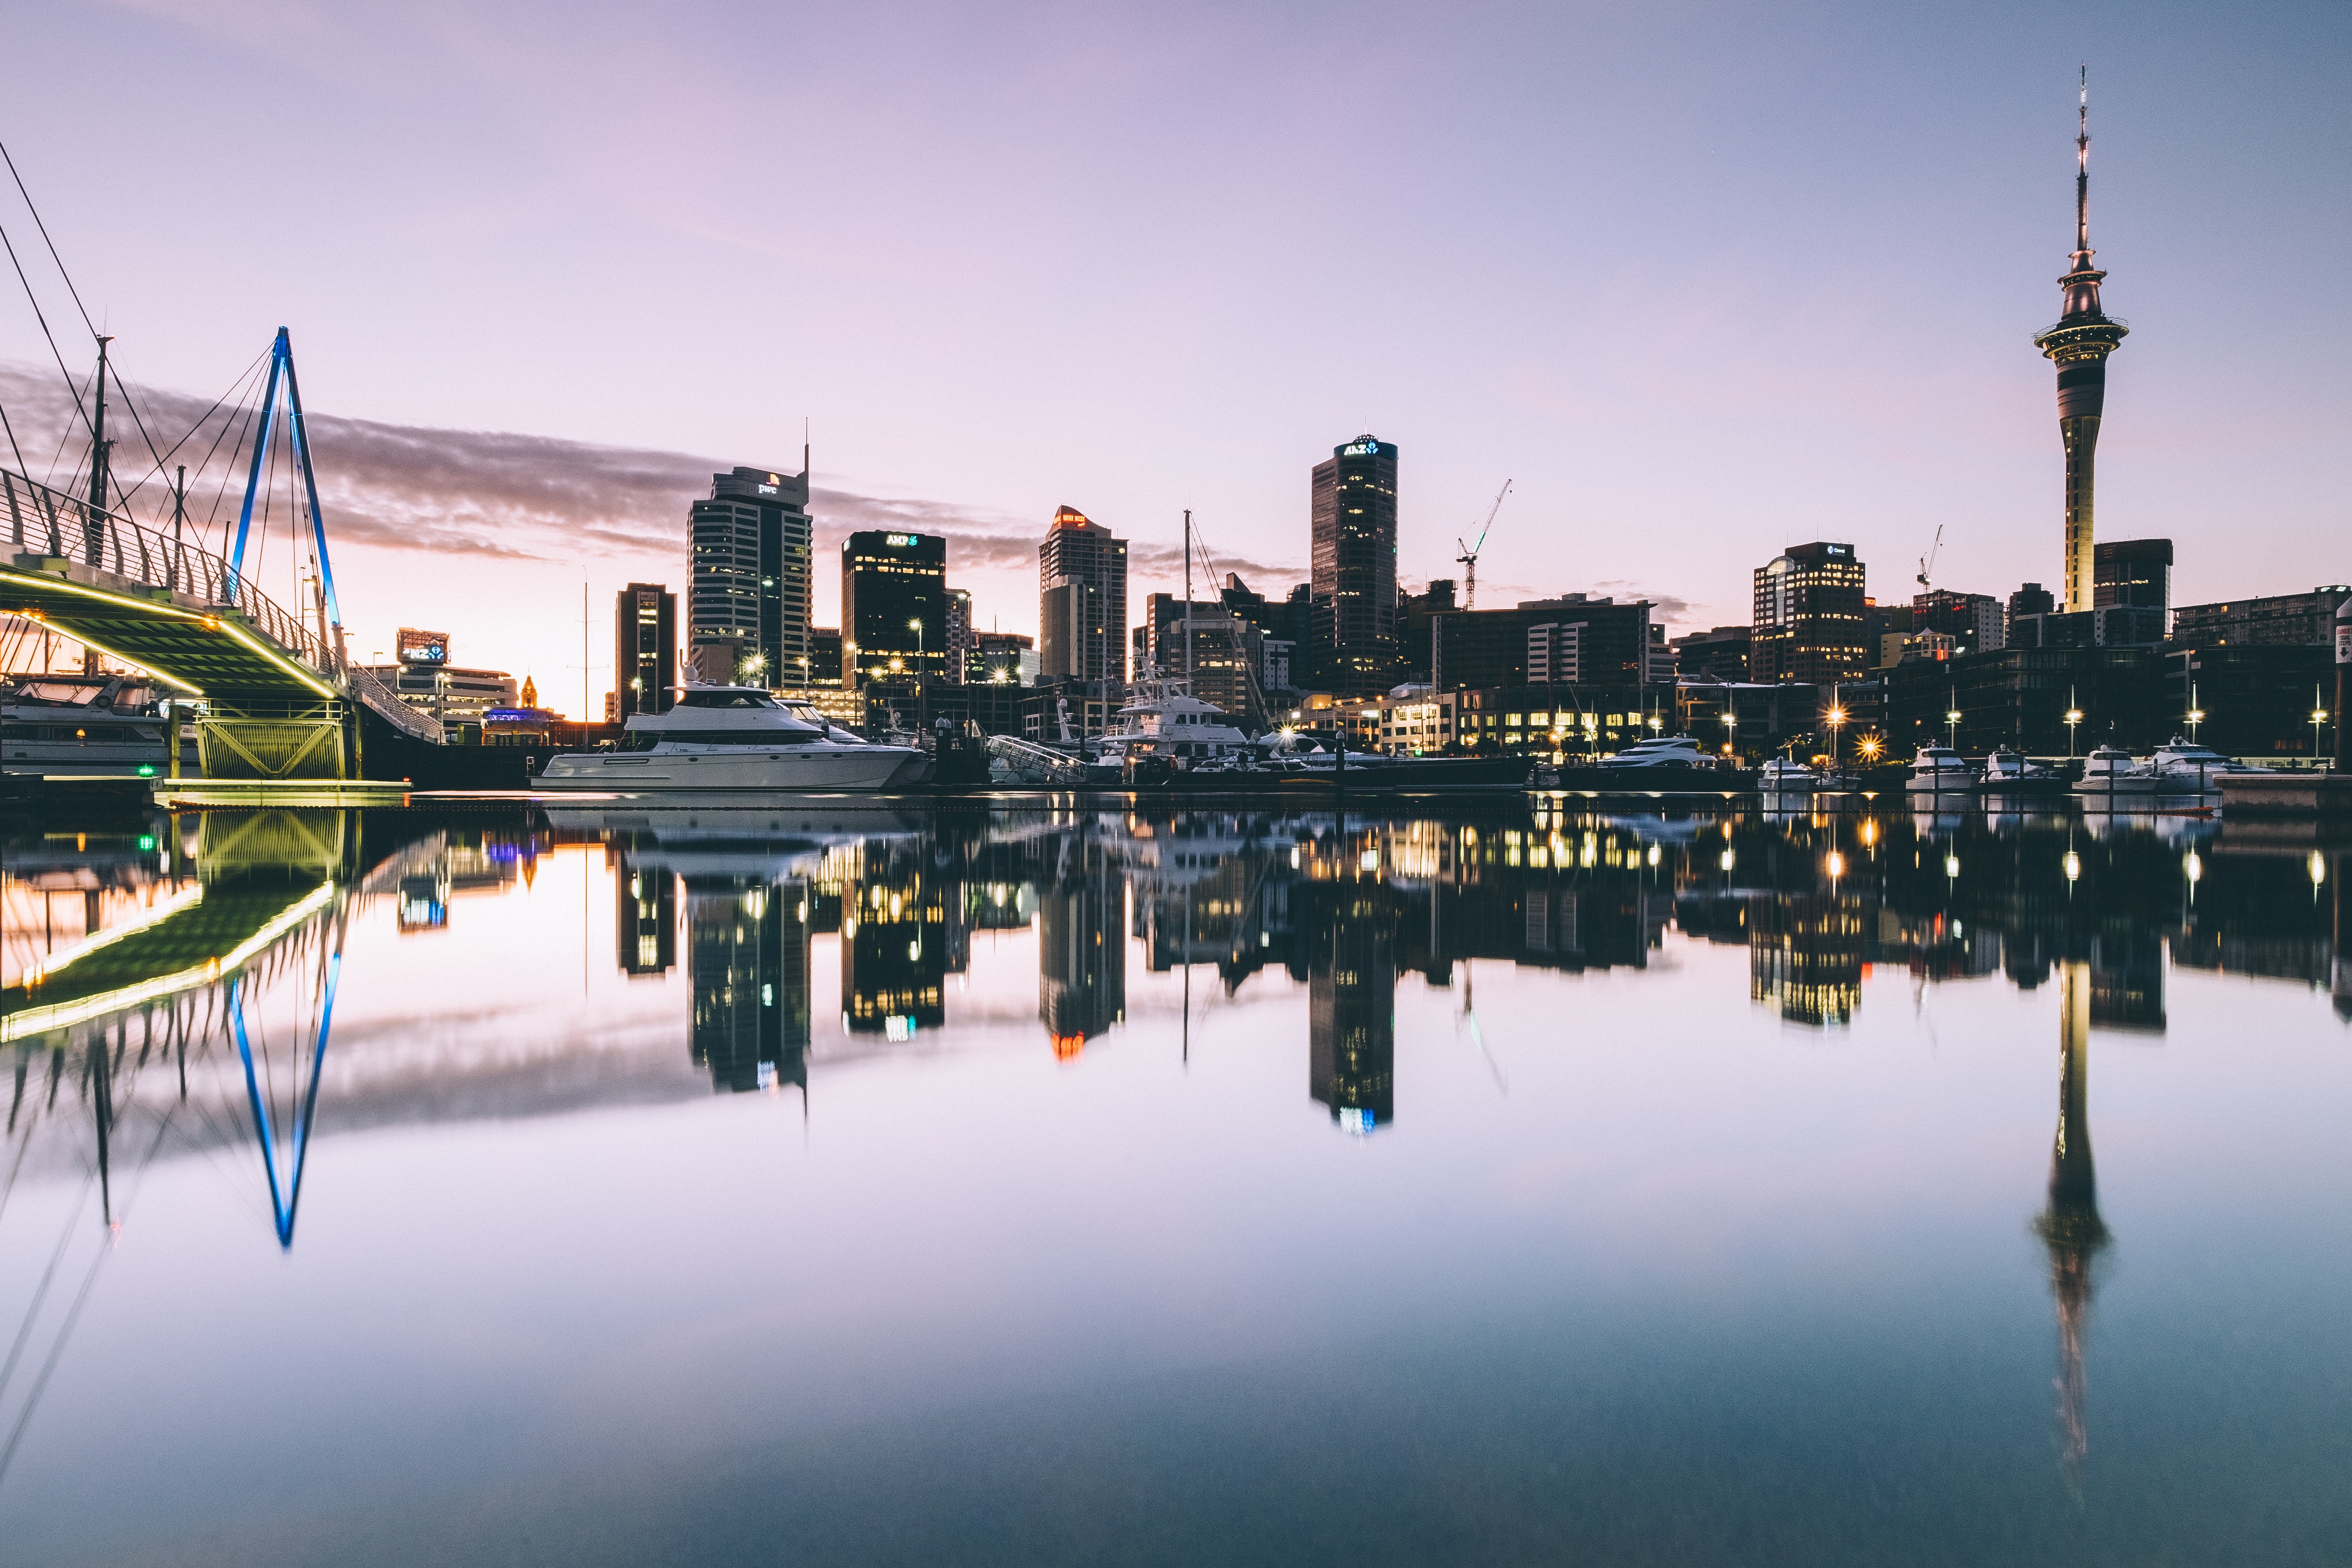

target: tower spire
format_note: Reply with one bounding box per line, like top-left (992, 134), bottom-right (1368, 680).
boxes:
top-left (2034, 68), bottom-right (2129, 613)
top-left (2075, 65), bottom-right (2090, 259)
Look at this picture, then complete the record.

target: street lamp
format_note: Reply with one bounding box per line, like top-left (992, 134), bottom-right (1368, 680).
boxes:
top-left (1945, 705), bottom-right (1962, 750)
top-left (908, 617), bottom-right (925, 676)
top-left (1824, 701), bottom-right (1847, 767)
top-left (1856, 734), bottom-right (1882, 763)
top-left (2312, 703), bottom-right (2330, 764)
top-left (2064, 685), bottom-right (2082, 758)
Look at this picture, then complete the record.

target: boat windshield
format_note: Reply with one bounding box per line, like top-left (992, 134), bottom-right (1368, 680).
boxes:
top-left (677, 690), bottom-right (780, 709)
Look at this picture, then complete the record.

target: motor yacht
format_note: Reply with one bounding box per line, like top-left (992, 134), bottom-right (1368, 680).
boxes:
top-left (1595, 735), bottom-right (1719, 770)
top-left (1978, 746), bottom-right (2063, 798)
top-left (1756, 756), bottom-right (1819, 794)
top-left (1099, 678), bottom-right (1255, 772)
top-left (1, 674), bottom-right (176, 776)
top-left (2149, 736), bottom-right (2271, 792)
top-left (536, 685), bottom-right (928, 793)
top-left (1905, 744), bottom-right (1978, 794)
top-left (2072, 744), bottom-right (2163, 798)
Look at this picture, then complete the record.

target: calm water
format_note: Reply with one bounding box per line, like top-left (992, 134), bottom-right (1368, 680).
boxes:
top-left (2, 799), bottom-right (2349, 1567)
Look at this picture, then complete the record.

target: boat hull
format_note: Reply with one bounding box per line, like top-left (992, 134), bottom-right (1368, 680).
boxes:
top-left (535, 745), bottom-right (929, 793)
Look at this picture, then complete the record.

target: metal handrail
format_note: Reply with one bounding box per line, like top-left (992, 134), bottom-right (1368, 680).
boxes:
top-left (1, 465), bottom-right (442, 743)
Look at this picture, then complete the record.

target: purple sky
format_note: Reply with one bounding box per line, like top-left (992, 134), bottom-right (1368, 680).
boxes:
top-left (3, 0), bottom-right (2347, 696)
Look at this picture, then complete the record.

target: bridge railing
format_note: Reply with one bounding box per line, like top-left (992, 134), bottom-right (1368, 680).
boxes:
top-left (2, 467), bottom-right (443, 744)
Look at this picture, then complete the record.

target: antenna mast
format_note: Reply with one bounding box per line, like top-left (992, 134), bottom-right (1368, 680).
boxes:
top-left (2075, 65), bottom-right (2090, 257)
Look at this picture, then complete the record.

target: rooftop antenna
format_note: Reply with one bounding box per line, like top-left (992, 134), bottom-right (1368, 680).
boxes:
top-left (1455, 478), bottom-right (1512, 611)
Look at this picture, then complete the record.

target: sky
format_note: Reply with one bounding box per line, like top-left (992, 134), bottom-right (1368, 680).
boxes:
top-left (1, 0), bottom-right (2348, 699)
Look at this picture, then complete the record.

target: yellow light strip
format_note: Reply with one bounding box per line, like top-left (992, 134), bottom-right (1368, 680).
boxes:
top-left (0, 880), bottom-right (335, 1042)
top-left (18, 883), bottom-right (205, 986)
top-left (2, 568), bottom-right (332, 696)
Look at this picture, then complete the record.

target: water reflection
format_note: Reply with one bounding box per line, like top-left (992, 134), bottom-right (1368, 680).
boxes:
top-left (3, 800), bottom-right (2347, 1516)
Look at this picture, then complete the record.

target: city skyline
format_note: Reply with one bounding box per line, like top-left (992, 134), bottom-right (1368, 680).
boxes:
top-left (1, 3), bottom-right (2347, 693)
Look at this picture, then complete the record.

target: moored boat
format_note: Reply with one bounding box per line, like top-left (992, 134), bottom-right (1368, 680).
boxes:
top-left (536, 684), bottom-right (928, 793)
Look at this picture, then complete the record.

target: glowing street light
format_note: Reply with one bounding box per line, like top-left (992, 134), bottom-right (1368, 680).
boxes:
top-left (2064, 685), bottom-right (2083, 758)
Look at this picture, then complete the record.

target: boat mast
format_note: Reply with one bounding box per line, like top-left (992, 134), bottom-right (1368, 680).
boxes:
top-left (1182, 509), bottom-right (1193, 686)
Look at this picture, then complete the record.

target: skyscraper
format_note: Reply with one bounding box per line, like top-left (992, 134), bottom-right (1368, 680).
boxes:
top-left (2033, 74), bottom-right (2130, 613)
top-left (1038, 506), bottom-right (1127, 684)
top-left (1311, 435), bottom-right (1399, 697)
top-left (841, 531), bottom-right (947, 683)
top-left (943, 587), bottom-right (974, 685)
top-left (2092, 538), bottom-right (2171, 614)
top-left (614, 582), bottom-right (675, 719)
top-left (688, 462), bottom-right (812, 686)
top-left (1751, 542), bottom-right (1868, 683)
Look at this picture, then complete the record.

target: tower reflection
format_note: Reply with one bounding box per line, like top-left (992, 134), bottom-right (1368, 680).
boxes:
top-left (2033, 960), bottom-right (2110, 1477)
top-left (686, 872), bottom-right (810, 1095)
top-left (1038, 830), bottom-right (1124, 1059)
top-left (1310, 883), bottom-right (1394, 1132)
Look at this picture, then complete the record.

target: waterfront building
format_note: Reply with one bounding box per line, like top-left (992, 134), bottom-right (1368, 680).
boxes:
top-left (2171, 586), bottom-right (2352, 648)
top-left (615, 582), bottom-right (675, 719)
top-left (971, 630), bottom-right (1037, 685)
top-left (1912, 590), bottom-right (2006, 656)
top-left (805, 626), bottom-right (843, 687)
top-left (2008, 605), bottom-right (2165, 650)
top-left (2032, 79), bottom-right (2130, 612)
top-left (1310, 435), bottom-right (1399, 697)
top-left (1037, 506), bottom-right (1127, 685)
top-left (2006, 582), bottom-right (2058, 644)
top-left (1751, 542), bottom-right (1868, 683)
top-left (1399, 579), bottom-right (1457, 682)
top-left (688, 463), bottom-right (812, 687)
top-left (2093, 539), bottom-right (2172, 615)
top-left (358, 657), bottom-right (518, 730)
top-left (1434, 595), bottom-right (1656, 692)
top-left (1672, 625), bottom-right (1752, 682)
top-left (841, 531), bottom-right (947, 684)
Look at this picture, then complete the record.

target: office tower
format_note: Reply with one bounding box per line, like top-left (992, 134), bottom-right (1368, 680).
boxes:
top-left (1751, 542), bottom-right (1868, 683)
top-left (614, 583), bottom-right (676, 719)
top-left (841, 531), bottom-right (946, 684)
top-left (2092, 539), bottom-right (2172, 613)
top-left (1432, 594), bottom-right (1654, 690)
top-left (1310, 435), bottom-right (1399, 697)
top-left (1038, 506), bottom-right (1127, 684)
top-left (2033, 76), bottom-right (2130, 612)
top-left (943, 588), bottom-right (974, 685)
top-left (1672, 625), bottom-right (1753, 681)
top-left (688, 462), bottom-right (812, 686)
top-left (807, 627), bottom-right (843, 685)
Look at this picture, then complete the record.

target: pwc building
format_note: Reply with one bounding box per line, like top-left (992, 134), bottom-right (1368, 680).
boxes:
top-left (688, 464), bottom-right (812, 687)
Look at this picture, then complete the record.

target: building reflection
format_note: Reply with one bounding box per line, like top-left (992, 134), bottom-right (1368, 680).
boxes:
top-left (842, 839), bottom-right (944, 1039)
top-left (686, 873), bottom-right (810, 1095)
top-left (2033, 960), bottom-right (2110, 1477)
top-left (618, 862), bottom-right (677, 976)
top-left (1038, 832), bottom-right (1124, 1059)
top-left (1310, 886), bottom-right (1394, 1132)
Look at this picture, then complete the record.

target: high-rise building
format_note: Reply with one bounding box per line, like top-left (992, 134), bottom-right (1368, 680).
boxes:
top-left (614, 583), bottom-right (676, 719)
top-left (688, 462), bottom-right (812, 687)
top-left (2092, 539), bottom-right (2172, 614)
top-left (1310, 435), bottom-right (1399, 697)
top-left (943, 588), bottom-right (975, 685)
top-left (971, 630), bottom-right (1037, 685)
top-left (1912, 589), bottom-right (2006, 655)
top-left (1037, 506), bottom-right (1127, 684)
top-left (1752, 542), bottom-right (1868, 683)
top-left (2032, 76), bottom-right (2130, 612)
top-left (841, 531), bottom-right (947, 684)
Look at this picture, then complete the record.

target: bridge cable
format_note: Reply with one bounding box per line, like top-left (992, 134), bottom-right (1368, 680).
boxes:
top-left (112, 350), bottom-right (269, 514)
top-left (0, 216), bottom-right (93, 447)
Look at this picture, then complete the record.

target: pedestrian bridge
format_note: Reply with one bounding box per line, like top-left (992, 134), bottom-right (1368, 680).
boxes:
top-left (1, 464), bottom-right (441, 778)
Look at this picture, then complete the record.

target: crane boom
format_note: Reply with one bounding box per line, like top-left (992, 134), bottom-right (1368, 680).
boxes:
top-left (1454, 478), bottom-right (1512, 611)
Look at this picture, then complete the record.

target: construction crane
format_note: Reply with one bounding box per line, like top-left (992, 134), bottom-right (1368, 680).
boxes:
top-left (1456, 479), bottom-right (1512, 611)
top-left (1916, 523), bottom-right (1945, 588)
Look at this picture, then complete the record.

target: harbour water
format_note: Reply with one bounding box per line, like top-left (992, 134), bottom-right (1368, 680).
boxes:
top-left (2, 801), bottom-right (2349, 1566)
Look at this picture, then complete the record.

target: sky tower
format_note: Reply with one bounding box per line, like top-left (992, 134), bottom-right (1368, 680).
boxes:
top-left (2033, 70), bottom-right (2130, 613)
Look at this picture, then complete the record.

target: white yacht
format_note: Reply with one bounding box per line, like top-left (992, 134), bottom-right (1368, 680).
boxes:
top-left (1595, 735), bottom-right (1719, 770)
top-left (1979, 747), bottom-right (2062, 797)
top-left (1098, 678), bottom-right (1254, 770)
top-left (1906, 745), bottom-right (1978, 794)
top-left (1, 675), bottom-right (175, 775)
top-left (2072, 744), bottom-right (2163, 797)
top-left (536, 685), bottom-right (928, 793)
top-left (1756, 756), bottom-right (1819, 794)
top-left (2150, 736), bottom-right (2270, 792)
